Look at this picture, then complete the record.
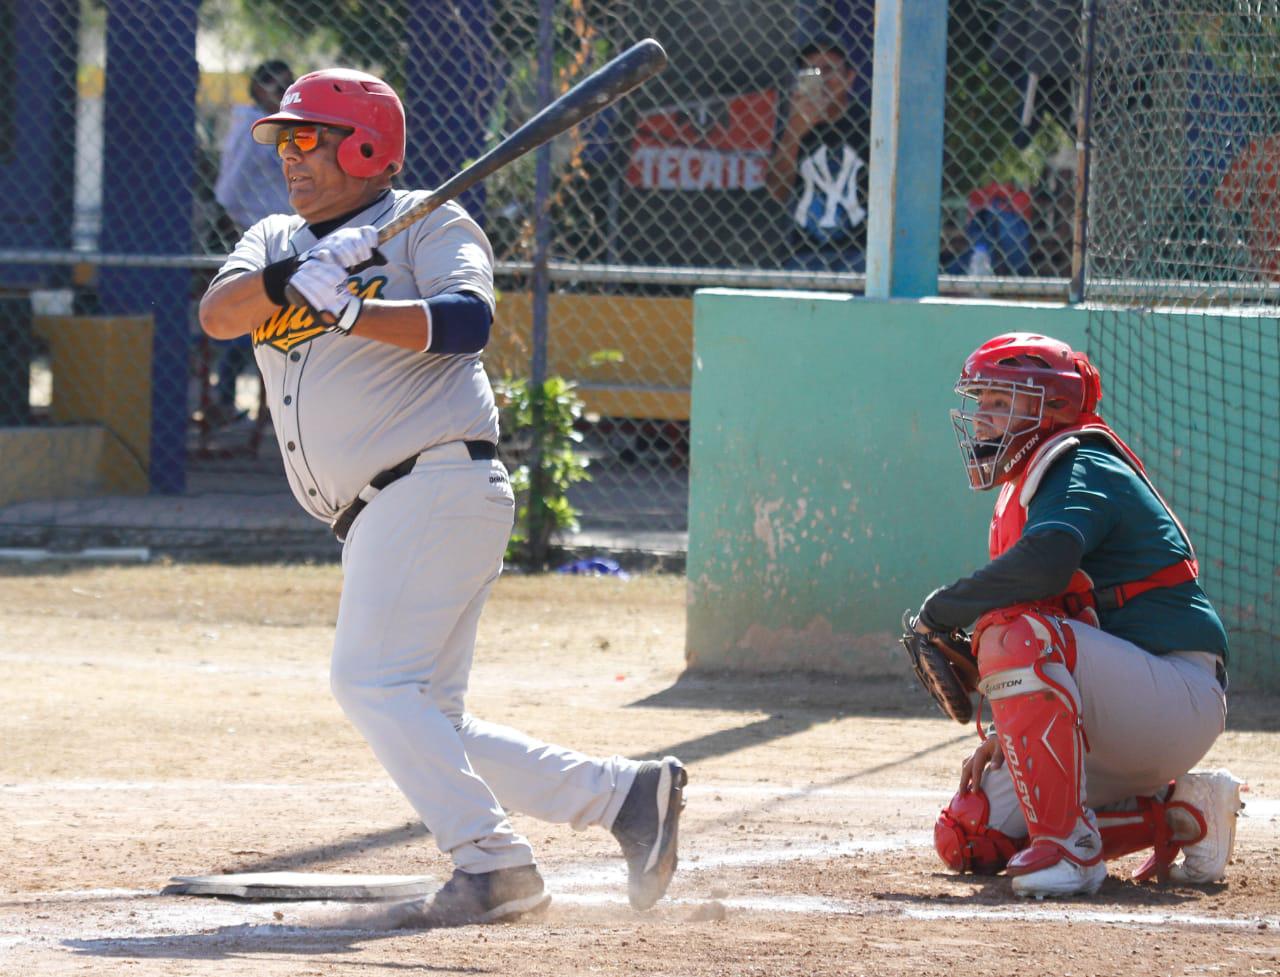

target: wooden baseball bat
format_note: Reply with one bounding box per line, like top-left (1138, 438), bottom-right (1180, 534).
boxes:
top-left (287, 38), bottom-right (668, 311)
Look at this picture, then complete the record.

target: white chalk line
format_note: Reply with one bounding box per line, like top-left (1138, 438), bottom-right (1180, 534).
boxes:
top-left (4, 885), bottom-right (1273, 954)
top-left (2, 888), bottom-right (153, 902)
top-left (0, 837), bottom-right (920, 911)
top-left (0, 779), bottom-right (391, 795)
top-left (5, 779), bottom-right (1276, 823)
top-left (3, 830), bottom-right (1276, 953)
top-left (4, 779), bottom-right (1273, 805)
top-left (701, 785), bottom-right (1280, 820)
top-left (2, 783), bottom-right (1276, 951)
top-left (900, 904), bottom-right (1280, 928)
top-left (0, 648), bottom-right (325, 681)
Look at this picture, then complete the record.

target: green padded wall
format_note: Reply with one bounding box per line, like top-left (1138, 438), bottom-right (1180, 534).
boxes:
top-left (687, 290), bottom-right (1088, 673)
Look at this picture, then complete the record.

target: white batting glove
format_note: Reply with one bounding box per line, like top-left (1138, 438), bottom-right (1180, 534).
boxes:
top-left (309, 225), bottom-right (379, 269)
top-left (288, 257), bottom-right (363, 334)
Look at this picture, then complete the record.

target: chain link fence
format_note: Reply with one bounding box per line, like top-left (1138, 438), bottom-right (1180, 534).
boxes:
top-left (1085, 0), bottom-right (1280, 685)
top-left (945, 0), bottom-right (1079, 281)
top-left (3, 0), bottom-right (1083, 558)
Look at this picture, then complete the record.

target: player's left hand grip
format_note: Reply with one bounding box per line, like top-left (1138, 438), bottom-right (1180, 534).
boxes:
top-left (283, 248), bottom-right (386, 313)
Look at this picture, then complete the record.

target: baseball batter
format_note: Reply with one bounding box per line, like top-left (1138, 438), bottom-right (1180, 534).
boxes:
top-left (907, 333), bottom-right (1242, 898)
top-left (198, 68), bottom-right (686, 925)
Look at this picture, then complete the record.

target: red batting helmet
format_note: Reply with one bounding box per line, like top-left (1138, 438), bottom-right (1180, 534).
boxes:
top-left (252, 68), bottom-right (405, 179)
top-left (950, 333), bottom-right (1102, 490)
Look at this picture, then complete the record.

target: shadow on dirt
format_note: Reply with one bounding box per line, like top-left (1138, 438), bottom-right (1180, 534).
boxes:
top-left (629, 666), bottom-right (1280, 733)
top-left (630, 668), bottom-right (939, 718)
top-left (623, 667), bottom-right (976, 780)
top-left (185, 822), bottom-right (432, 878)
top-left (63, 925), bottom-right (487, 962)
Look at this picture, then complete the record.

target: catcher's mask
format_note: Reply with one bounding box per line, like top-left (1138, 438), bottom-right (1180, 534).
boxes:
top-left (951, 332), bottom-right (1101, 490)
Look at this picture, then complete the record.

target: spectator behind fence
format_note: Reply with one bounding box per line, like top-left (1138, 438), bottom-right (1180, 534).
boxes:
top-left (203, 60), bottom-right (294, 428)
top-left (946, 183), bottom-right (1035, 278)
top-left (1216, 133), bottom-right (1280, 281)
top-left (216, 61), bottom-right (295, 230)
top-left (765, 35), bottom-right (869, 274)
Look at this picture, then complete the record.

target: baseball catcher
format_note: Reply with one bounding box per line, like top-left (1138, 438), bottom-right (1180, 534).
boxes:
top-left (908, 333), bottom-right (1242, 899)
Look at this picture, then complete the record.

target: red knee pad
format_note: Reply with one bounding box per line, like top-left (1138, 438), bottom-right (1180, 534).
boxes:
top-left (974, 605), bottom-right (1078, 677)
top-left (934, 788), bottom-right (1021, 874)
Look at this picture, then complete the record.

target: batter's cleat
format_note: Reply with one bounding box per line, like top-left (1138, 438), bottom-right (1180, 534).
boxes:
top-left (1011, 856), bottom-right (1107, 899)
top-left (1167, 769), bottom-right (1245, 883)
top-left (410, 865), bottom-right (550, 927)
top-left (611, 756), bottom-right (687, 910)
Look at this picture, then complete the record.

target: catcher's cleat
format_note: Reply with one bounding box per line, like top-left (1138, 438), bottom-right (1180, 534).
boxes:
top-left (402, 865), bottom-right (550, 927)
top-left (1167, 769), bottom-right (1245, 883)
top-left (1011, 852), bottom-right (1107, 899)
top-left (611, 756), bottom-right (687, 910)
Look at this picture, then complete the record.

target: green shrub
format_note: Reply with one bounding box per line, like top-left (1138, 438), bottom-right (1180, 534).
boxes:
top-left (495, 375), bottom-right (591, 568)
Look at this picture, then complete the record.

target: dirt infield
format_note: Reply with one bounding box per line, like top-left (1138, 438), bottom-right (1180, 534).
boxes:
top-left (2, 562), bottom-right (1278, 976)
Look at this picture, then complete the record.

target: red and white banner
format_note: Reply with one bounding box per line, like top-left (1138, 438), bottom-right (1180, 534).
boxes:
top-left (627, 90), bottom-right (779, 192)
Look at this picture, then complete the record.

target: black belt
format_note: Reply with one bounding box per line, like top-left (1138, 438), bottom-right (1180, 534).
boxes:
top-left (1216, 658), bottom-right (1229, 691)
top-left (331, 440), bottom-right (498, 542)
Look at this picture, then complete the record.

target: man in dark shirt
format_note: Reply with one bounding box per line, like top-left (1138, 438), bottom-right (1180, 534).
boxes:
top-left (766, 36), bottom-right (869, 273)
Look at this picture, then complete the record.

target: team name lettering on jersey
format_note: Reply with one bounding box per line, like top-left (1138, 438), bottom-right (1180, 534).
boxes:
top-left (252, 276), bottom-right (387, 352)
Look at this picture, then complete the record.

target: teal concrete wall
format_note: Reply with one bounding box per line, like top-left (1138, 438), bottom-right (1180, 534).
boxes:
top-left (687, 291), bottom-right (1280, 686)
top-left (686, 290), bottom-right (1089, 673)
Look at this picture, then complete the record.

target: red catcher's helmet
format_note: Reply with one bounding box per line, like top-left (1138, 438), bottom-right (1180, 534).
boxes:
top-left (251, 68), bottom-right (405, 179)
top-left (950, 332), bottom-right (1102, 490)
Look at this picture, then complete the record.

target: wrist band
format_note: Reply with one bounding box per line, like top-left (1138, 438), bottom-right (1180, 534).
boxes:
top-left (262, 256), bottom-right (302, 307)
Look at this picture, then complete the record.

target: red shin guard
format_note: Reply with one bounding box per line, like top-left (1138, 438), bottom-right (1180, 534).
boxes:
top-left (975, 608), bottom-right (1102, 872)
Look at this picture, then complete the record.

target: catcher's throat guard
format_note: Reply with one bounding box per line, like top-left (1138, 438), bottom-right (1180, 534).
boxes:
top-left (899, 611), bottom-right (979, 724)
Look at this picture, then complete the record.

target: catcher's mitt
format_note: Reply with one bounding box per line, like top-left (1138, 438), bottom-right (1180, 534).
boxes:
top-left (899, 610), bottom-right (980, 724)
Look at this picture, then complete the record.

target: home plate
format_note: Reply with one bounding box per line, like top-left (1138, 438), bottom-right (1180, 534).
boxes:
top-left (163, 872), bottom-right (434, 901)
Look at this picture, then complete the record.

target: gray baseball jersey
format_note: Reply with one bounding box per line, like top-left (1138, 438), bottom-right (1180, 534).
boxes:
top-left (213, 190), bottom-right (499, 522)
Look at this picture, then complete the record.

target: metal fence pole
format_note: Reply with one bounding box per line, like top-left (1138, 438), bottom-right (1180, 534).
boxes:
top-left (525, 0), bottom-right (555, 566)
top-left (865, 0), bottom-right (947, 299)
top-left (1069, 0), bottom-right (1098, 305)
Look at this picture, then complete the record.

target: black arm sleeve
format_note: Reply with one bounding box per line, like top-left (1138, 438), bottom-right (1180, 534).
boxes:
top-left (425, 291), bottom-right (492, 354)
top-left (918, 530), bottom-right (1085, 632)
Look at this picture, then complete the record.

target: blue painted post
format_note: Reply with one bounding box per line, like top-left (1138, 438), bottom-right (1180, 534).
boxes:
top-left (0, 0), bottom-right (77, 289)
top-left (96, 0), bottom-right (199, 494)
top-left (865, 0), bottom-right (947, 299)
top-left (402, 0), bottom-right (494, 222)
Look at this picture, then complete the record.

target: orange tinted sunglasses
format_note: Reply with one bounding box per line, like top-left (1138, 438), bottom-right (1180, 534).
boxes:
top-left (275, 125), bottom-right (342, 156)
